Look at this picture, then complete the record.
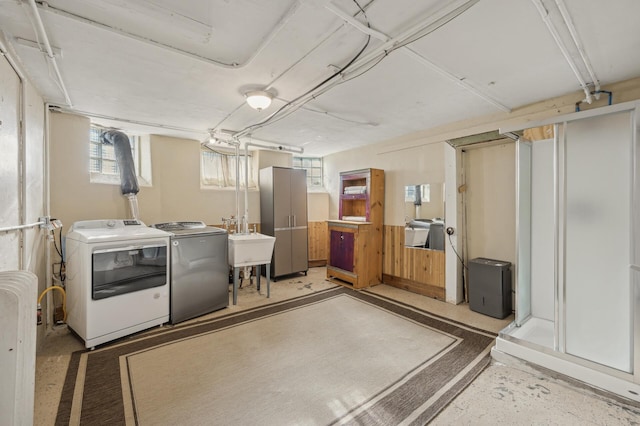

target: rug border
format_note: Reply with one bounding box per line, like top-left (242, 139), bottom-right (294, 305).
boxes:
top-left (55, 286), bottom-right (497, 425)
top-left (362, 288), bottom-right (499, 337)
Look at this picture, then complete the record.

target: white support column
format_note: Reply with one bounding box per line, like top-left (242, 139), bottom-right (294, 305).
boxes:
top-left (445, 143), bottom-right (463, 303)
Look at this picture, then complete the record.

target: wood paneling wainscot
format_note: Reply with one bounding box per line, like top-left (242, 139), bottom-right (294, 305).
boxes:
top-left (308, 221), bottom-right (328, 267)
top-left (383, 225), bottom-right (445, 300)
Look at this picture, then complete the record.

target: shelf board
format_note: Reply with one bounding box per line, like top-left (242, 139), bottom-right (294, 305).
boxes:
top-left (340, 194), bottom-right (367, 200)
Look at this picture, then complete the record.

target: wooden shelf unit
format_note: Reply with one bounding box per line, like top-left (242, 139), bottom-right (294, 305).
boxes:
top-left (327, 168), bottom-right (384, 288)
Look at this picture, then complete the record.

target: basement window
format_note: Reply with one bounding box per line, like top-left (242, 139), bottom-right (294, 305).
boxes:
top-left (89, 125), bottom-right (152, 186)
top-left (200, 148), bottom-right (257, 189)
top-left (293, 156), bottom-right (323, 190)
top-left (405, 184), bottom-right (430, 203)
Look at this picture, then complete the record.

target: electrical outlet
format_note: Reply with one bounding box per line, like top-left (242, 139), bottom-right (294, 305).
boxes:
top-left (446, 227), bottom-right (455, 235)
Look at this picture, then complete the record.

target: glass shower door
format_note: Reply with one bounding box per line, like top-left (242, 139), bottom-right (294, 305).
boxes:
top-left (563, 111), bottom-right (633, 373)
top-left (516, 140), bottom-right (532, 326)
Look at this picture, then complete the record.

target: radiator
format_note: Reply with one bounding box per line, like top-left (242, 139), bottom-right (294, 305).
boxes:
top-left (0, 271), bottom-right (37, 426)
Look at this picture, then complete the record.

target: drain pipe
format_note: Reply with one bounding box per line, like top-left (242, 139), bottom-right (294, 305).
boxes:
top-left (554, 0), bottom-right (600, 94)
top-left (233, 139), bottom-right (241, 231)
top-left (203, 135), bottom-right (242, 231)
top-left (242, 140), bottom-right (304, 234)
top-left (531, 0), bottom-right (592, 104)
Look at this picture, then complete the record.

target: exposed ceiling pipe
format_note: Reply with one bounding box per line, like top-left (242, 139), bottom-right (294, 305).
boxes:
top-left (26, 0), bottom-right (72, 106)
top-left (325, 0), bottom-right (511, 113)
top-left (325, 3), bottom-right (389, 41)
top-left (0, 32), bottom-right (27, 81)
top-left (203, 137), bottom-right (242, 228)
top-left (531, 0), bottom-right (592, 104)
top-left (34, 0), bottom-right (302, 69)
top-left (553, 0), bottom-right (600, 94)
top-left (295, 101), bottom-right (378, 126)
top-left (51, 106), bottom-right (205, 135)
top-left (235, 0), bottom-right (483, 138)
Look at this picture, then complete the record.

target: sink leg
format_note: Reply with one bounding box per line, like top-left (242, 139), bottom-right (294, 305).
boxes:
top-left (256, 265), bottom-right (261, 292)
top-left (266, 263), bottom-right (271, 298)
top-left (233, 267), bottom-right (239, 305)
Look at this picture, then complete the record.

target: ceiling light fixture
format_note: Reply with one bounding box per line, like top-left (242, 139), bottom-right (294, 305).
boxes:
top-left (245, 90), bottom-right (273, 111)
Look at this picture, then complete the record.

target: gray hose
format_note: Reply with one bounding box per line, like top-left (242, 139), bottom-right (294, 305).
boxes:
top-left (100, 130), bottom-right (139, 195)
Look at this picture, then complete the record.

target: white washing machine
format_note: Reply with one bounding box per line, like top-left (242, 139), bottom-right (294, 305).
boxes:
top-left (65, 219), bottom-right (171, 348)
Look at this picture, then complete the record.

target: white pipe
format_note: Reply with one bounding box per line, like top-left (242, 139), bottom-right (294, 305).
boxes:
top-left (0, 35), bottom-right (26, 80)
top-left (44, 103), bottom-right (53, 329)
top-left (224, 140), bottom-right (240, 232)
top-left (35, 0), bottom-right (301, 70)
top-left (236, 0), bottom-right (484, 138)
top-left (53, 107), bottom-right (204, 135)
top-left (0, 221), bottom-right (46, 234)
top-left (27, 0), bottom-right (72, 106)
top-left (244, 144), bottom-right (251, 235)
top-left (531, 0), bottom-right (592, 104)
top-left (325, 3), bottom-right (389, 41)
top-left (243, 141), bottom-right (303, 233)
top-left (204, 138), bottom-right (241, 229)
top-left (325, 0), bottom-right (511, 113)
top-left (554, 0), bottom-right (600, 93)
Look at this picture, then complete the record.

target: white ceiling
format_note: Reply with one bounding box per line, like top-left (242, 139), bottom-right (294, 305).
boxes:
top-left (1, 0), bottom-right (639, 156)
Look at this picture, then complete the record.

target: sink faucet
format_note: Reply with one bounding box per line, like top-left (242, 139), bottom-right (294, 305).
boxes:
top-left (240, 215), bottom-right (248, 234)
top-left (222, 216), bottom-right (238, 233)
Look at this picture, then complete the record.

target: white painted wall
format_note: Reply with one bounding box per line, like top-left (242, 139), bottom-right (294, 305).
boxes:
top-left (463, 142), bottom-right (516, 267)
top-left (308, 192), bottom-right (329, 222)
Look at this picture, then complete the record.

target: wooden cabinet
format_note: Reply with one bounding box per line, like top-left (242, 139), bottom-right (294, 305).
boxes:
top-left (329, 229), bottom-right (354, 272)
top-left (327, 168), bottom-right (384, 288)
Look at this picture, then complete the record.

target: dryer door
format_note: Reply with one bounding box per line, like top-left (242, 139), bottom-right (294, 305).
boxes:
top-left (92, 243), bottom-right (167, 300)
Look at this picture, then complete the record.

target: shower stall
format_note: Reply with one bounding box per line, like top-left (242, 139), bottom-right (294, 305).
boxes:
top-left (493, 101), bottom-right (640, 401)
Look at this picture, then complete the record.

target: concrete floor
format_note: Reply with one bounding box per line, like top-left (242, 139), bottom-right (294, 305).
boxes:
top-left (35, 267), bottom-right (640, 425)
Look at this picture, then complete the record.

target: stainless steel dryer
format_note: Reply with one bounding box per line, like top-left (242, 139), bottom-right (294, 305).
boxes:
top-left (151, 221), bottom-right (228, 324)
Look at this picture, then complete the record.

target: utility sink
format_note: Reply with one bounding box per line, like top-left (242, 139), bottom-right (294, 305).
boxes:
top-left (228, 233), bottom-right (276, 267)
top-left (405, 227), bottom-right (429, 247)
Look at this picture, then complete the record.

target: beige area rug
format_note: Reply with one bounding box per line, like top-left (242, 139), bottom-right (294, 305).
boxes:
top-left (55, 287), bottom-right (496, 425)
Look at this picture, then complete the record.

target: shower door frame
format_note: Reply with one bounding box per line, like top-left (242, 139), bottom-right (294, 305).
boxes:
top-left (501, 100), bottom-right (640, 389)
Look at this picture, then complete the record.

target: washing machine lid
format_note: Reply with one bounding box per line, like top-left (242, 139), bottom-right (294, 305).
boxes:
top-left (67, 219), bottom-right (171, 243)
top-left (150, 221), bottom-right (227, 236)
